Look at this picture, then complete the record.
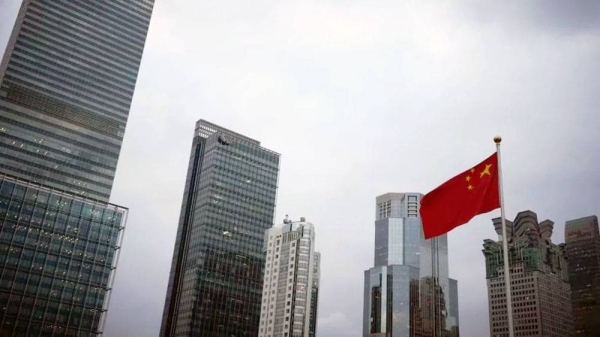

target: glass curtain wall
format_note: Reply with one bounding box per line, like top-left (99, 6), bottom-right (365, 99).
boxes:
top-left (0, 173), bottom-right (126, 336)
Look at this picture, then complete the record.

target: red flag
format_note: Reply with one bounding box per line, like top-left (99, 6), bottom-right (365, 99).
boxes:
top-left (420, 153), bottom-right (500, 239)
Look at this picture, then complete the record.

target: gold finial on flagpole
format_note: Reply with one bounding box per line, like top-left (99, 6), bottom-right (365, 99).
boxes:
top-left (494, 135), bottom-right (502, 144)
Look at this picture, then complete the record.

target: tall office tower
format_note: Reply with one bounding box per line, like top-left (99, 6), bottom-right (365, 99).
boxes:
top-left (258, 217), bottom-right (320, 337)
top-left (160, 120), bottom-right (280, 337)
top-left (363, 193), bottom-right (459, 337)
top-left (0, 0), bottom-right (154, 202)
top-left (483, 211), bottom-right (573, 337)
top-left (0, 1), bottom-right (153, 336)
top-left (565, 216), bottom-right (600, 336)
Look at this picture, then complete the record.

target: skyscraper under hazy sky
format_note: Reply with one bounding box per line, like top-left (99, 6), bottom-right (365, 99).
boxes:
top-left (160, 120), bottom-right (280, 337)
top-left (259, 217), bottom-right (320, 337)
top-left (483, 211), bottom-right (573, 337)
top-left (565, 216), bottom-right (600, 336)
top-left (363, 193), bottom-right (459, 337)
top-left (0, 0), bottom-right (154, 202)
top-left (0, 0), bottom-right (154, 335)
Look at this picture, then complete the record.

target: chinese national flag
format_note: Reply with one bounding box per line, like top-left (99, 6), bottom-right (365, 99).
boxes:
top-left (420, 153), bottom-right (500, 239)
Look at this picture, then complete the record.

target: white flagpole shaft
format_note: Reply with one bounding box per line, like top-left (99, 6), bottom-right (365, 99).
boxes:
top-left (495, 136), bottom-right (514, 337)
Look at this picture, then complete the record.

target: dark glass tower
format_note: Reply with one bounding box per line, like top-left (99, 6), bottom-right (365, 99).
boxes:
top-left (160, 120), bottom-right (280, 337)
top-left (0, 0), bottom-right (154, 202)
top-left (363, 193), bottom-right (459, 337)
top-left (565, 216), bottom-right (600, 336)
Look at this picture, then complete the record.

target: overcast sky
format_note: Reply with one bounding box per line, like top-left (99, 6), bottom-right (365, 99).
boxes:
top-left (1, 1), bottom-right (600, 336)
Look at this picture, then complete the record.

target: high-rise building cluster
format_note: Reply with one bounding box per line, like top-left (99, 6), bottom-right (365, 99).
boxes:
top-left (482, 212), bottom-right (600, 337)
top-left (157, 120), bottom-right (321, 337)
top-left (0, 2), bottom-right (598, 337)
top-left (483, 211), bottom-right (572, 337)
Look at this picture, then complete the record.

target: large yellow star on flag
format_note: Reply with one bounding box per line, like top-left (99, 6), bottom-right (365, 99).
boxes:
top-left (480, 164), bottom-right (492, 178)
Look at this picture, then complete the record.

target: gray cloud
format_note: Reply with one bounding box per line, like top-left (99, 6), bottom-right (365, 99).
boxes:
top-left (463, 0), bottom-right (600, 35)
top-left (2, 1), bottom-right (599, 336)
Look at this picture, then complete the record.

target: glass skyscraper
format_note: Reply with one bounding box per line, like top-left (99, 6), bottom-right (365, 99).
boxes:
top-left (0, 0), bottom-right (154, 202)
top-left (363, 193), bottom-right (459, 337)
top-left (160, 120), bottom-right (280, 337)
top-left (565, 216), bottom-right (600, 336)
top-left (0, 0), bottom-right (154, 335)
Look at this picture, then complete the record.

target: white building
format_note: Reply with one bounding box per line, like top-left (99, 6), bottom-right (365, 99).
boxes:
top-left (259, 217), bottom-right (320, 337)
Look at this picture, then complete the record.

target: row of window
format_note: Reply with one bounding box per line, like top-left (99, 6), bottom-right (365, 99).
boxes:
top-left (11, 53), bottom-right (132, 107)
top-left (29, 1), bottom-right (145, 56)
top-left (0, 181), bottom-right (123, 222)
top-left (14, 35), bottom-right (136, 91)
top-left (1, 100), bottom-right (122, 154)
top-left (22, 14), bottom-right (140, 75)
top-left (1, 236), bottom-right (116, 268)
top-left (7, 64), bottom-right (128, 121)
top-left (0, 133), bottom-right (116, 179)
top-left (0, 145), bottom-right (114, 189)
top-left (0, 104), bottom-right (120, 158)
top-left (41, 0), bottom-right (153, 36)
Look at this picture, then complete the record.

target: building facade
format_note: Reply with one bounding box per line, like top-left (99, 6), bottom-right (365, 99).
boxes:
top-left (0, 0), bottom-right (154, 202)
top-left (309, 252), bottom-right (320, 337)
top-left (363, 193), bottom-right (459, 337)
top-left (565, 216), bottom-right (600, 336)
top-left (0, 173), bottom-right (127, 336)
top-left (0, 1), bottom-right (153, 335)
top-left (483, 211), bottom-right (573, 337)
top-left (259, 217), bottom-right (320, 337)
top-left (160, 120), bottom-right (280, 337)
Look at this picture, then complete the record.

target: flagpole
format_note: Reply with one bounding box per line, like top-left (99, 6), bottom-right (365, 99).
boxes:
top-left (494, 136), bottom-right (514, 337)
